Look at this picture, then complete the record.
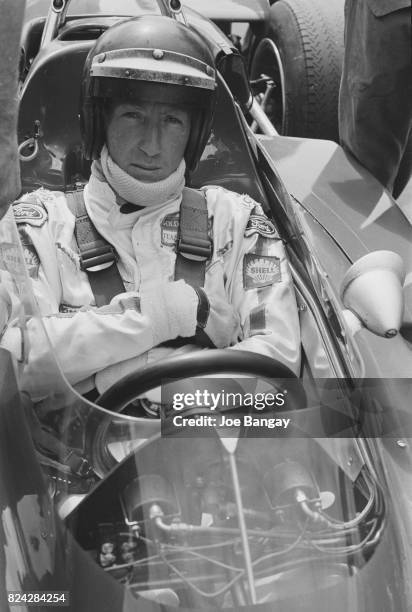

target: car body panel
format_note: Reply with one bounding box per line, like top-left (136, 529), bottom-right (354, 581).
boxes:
top-left (256, 135), bottom-right (412, 377)
top-left (258, 135), bottom-right (411, 267)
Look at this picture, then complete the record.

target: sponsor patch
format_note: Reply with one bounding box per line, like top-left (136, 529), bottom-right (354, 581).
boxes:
top-left (0, 243), bottom-right (26, 296)
top-left (160, 212), bottom-right (213, 249)
top-left (18, 228), bottom-right (40, 279)
top-left (13, 201), bottom-right (47, 227)
top-left (245, 215), bottom-right (277, 239)
top-left (161, 212), bottom-right (180, 247)
top-left (22, 245), bottom-right (40, 279)
top-left (243, 255), bottom-right (281, 290)
top-left (0, 243), bottom-right (21, 275)
top-left (59, 303), bottom-right (83, 314)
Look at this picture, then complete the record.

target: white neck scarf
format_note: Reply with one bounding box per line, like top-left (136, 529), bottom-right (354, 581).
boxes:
top-left (93, 144), bottom-right (186, 209)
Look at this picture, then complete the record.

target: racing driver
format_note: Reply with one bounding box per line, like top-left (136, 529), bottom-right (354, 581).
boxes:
top-left (4, 15), bottom-right (300, 397)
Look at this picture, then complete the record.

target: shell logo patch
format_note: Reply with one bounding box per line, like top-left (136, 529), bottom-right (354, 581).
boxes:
top-left (161, 212), bottom-right (179, 247)
top-left (13, 202), bottom-right (47, 227)
top-left (243, 255), bottom-right (281, 290)
top-left (245, 215), bottom-right (277, 238)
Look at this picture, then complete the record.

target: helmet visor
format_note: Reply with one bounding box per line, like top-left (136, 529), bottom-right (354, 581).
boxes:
top-left (91, 48), bottom-right (215, 90)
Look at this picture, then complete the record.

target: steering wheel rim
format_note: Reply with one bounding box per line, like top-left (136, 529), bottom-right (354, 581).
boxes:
top-left (96, 349), bottom-right (304, 412)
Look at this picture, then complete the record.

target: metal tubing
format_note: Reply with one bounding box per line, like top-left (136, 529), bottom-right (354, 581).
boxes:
top-left (249, 98), bottom-right (278, 136)
top-left (157, 0), bottom-right (188, 24)
top-left (228, 453), bottom-right (256, 604)
top-left (40, 0), bottom-right (67, 49)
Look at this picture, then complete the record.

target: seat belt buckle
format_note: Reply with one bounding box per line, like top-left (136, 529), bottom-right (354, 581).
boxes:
top-left (80, 244), bottom-right (118, 272)
top-left (177, 236), bottom-right (212, 262)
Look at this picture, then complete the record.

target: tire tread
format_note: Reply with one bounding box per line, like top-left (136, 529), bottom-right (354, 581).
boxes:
top-left (253, 0), bottom-right (344, 141)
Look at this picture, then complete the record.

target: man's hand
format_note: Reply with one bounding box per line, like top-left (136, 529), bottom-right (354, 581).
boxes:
top-left (140, 280), bottom-right (199, 346)
top-left (140, 278), bottom-right (240, 349)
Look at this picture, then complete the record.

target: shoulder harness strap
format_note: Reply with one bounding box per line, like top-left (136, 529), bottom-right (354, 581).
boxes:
top-left (175, 186), bottom-right (212, 288)
top-left (66, 186), bottom-right (210, 305)
top-left (66, 189), bottom-right (125, 307)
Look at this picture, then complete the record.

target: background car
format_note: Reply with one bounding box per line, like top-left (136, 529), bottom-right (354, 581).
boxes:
top-left (1, 0), bottom-right (412, 611)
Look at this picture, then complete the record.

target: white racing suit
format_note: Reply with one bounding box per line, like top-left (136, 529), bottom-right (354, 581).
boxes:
top-left (7, 180), bottom-right (300, 395)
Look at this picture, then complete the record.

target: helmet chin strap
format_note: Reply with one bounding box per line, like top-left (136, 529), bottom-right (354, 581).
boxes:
top-left (98, 144), bottom-right (186, 209)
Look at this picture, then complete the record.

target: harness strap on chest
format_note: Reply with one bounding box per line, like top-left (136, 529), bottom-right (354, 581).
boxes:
top-left (175, 186), bottom-right (212, 288)
top-left (66, 186), bottom-right (212, 307)
top-left (66, 189), bottom-right (125, 307)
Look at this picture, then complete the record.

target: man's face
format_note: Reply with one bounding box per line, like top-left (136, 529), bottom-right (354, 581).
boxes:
top-left (105, 100), bottom-right (191, 182)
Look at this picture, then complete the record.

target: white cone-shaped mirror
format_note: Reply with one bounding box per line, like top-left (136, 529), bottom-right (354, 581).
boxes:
top-left (340, 251), bottom-right (405, 338)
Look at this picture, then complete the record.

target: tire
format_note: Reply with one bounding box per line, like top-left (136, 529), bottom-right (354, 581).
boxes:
top-left (250, 0), bottom-right (344, 141)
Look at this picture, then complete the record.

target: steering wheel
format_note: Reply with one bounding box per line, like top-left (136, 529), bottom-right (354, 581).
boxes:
top-left (96, 349), bottom-right (305, 412)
